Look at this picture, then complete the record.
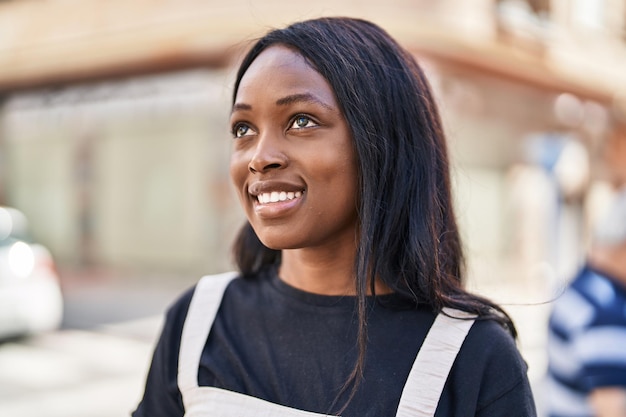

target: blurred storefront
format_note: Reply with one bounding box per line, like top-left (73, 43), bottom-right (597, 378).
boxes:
top-left (0, 70), bottom-right (239, 275)
top-left (1, 0), bottom-right (626, 339)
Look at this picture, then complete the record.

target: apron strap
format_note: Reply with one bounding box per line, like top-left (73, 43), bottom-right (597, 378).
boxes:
top-left (178, 271), bottom-right (238, 395)
top-left (395, 307), bottom-right (476, 417)
top-left (178, 275), bottom-right (473, 417)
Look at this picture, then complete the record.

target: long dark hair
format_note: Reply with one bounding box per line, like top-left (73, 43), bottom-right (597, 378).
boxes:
top-left (231, 16), bottom-right (515, 410)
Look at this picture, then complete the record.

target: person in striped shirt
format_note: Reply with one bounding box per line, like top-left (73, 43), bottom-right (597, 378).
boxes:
top-left (547, 136), bottom-right (626, 417)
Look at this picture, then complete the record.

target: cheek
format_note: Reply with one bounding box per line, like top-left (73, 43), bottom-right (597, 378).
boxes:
top-left (318, 149), bottom-right (359, 207)
top-left (338, 143), bottom-right (359, 189)
top-left (229, 152), bottom-right (248, 196)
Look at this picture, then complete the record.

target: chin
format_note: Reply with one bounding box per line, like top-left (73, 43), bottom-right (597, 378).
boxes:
top-left (255, 231), bottom-right (301, 251)
top-left (250, 222), bottom-right (299, 250)
top-left (258, 238), bottom-right (297, 251)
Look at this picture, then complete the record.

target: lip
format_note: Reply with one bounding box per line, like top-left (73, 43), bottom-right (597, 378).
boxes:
top-left (248, 180), bottom-right (305, 196)
top-left (248, 180), bottom-right (306, 219)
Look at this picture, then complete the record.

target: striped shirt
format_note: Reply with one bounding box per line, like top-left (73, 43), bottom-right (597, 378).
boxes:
top-left (546, 265), bottom-right (626, 417)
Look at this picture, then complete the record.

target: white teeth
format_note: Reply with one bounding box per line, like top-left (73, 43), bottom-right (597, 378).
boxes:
top-left (256, 191), bottom-right (304, 204)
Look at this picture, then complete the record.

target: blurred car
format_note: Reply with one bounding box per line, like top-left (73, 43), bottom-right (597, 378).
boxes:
top-left (0, 206), bottom-right (63, 339)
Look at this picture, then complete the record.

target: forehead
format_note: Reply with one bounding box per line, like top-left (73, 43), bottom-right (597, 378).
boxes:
top-left (235, 45), bottom-right (337, 105)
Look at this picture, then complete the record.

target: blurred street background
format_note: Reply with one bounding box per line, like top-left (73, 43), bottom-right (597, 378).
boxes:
top-left (1, 0), bottom-right (626, 416)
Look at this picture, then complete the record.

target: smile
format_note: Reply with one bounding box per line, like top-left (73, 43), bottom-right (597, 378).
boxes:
top-left (256, 191), bottom-right (303, 204)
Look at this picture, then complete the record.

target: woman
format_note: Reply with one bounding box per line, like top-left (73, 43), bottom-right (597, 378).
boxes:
top-left (133, 17), bottom-right (537, 417)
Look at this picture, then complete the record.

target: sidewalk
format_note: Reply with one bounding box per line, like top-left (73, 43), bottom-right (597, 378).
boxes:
top-left (0, 325), bottom-right (159, 417)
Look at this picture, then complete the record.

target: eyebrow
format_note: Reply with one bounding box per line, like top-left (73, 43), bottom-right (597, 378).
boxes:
top-left (231, 93), bottom-right (334, 114)
top-left (275, 93), bottom-right (333, 110)
top-left (232, 103), bottom-right (252, 113)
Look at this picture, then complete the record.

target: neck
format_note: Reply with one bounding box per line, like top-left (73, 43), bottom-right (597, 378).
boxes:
top-left (279, 246), bottom-right (356, 295)
top-left (278, 246), bottom-right (392, 296)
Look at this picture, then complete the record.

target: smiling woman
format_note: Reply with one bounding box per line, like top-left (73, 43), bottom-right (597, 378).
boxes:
top-left (133, 17), bottom-right (537, 417)
top-left (229, 45), bottom-right (358, 263)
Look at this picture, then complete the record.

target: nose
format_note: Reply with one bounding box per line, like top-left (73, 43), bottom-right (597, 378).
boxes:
top-left (248, 133), bottom-right (288, 174)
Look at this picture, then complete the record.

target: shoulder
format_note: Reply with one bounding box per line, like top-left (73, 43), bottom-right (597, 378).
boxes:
top-left (130, 282), bottom-right (198, 417)
top-left (444, 318), bottom-right (535, 415)
top-left (462, 318), bottom-right (525, 370)
top-left (133, 271), bottom-right (256, 417)
top-left (163, 271), bottom-right (243, 333)
top-left (163, 285), bottom-right (196, 331)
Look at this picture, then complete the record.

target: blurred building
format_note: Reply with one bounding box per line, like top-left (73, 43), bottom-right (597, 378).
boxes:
top-left (0, 0), bottom-right (625, 294)
top-left (2, 2), bottom-right (626, 411)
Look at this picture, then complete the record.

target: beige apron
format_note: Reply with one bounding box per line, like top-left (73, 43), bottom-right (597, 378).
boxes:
top-left (178, 272), bottom-right (475, 417)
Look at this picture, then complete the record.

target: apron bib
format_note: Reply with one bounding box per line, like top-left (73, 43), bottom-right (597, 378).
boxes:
top-left (178, 272), bottom-right (475, 417)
